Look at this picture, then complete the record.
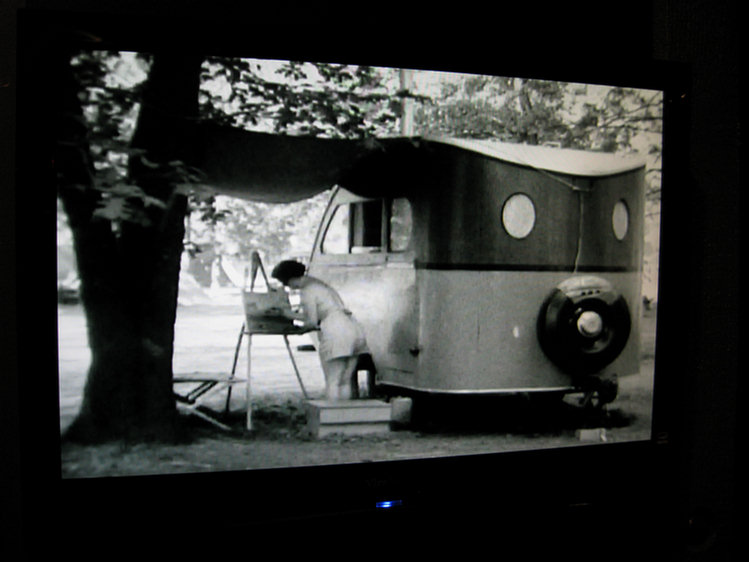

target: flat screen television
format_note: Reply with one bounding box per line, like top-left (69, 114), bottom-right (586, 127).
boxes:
top-left (14, 6), bottom-right (693, 555)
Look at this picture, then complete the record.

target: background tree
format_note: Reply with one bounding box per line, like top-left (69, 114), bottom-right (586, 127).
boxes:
top-left (204, 193), bottom-right (330, 266)
top-left (199, 58), bottom-right (402, 138)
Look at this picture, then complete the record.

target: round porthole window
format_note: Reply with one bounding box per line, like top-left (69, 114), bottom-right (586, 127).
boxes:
top-left (502, 193), bottom-right (536, 239)
top-left (612, 200), bottom-right (629, 240)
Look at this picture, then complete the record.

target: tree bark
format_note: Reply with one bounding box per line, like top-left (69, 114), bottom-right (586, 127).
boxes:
top-left (58, 51), bottom-right (203, 442)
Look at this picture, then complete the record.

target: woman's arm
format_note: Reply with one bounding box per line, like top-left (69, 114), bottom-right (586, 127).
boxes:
top-left (297, 288), bottom-right (319, 329)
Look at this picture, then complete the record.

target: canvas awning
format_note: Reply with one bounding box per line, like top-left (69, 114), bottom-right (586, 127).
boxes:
top-left (196, 126), bottom-right (422, 203)
top-left (194, 127), bottom-right (646, 203)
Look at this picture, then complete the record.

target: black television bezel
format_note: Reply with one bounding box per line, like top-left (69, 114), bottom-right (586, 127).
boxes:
top-left (14, 6), bottom-right (692, 553)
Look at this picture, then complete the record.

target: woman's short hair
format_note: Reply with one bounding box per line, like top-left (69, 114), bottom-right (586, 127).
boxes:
top-left (271, 260), bottom-right (306, 285)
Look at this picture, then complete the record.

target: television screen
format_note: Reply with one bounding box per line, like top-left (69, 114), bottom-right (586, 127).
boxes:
top-left (15, 6), bottom-right (690, 554)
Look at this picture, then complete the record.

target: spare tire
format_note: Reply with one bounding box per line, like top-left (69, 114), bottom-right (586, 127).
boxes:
top-left (537, 276), bottom-right (631, 375)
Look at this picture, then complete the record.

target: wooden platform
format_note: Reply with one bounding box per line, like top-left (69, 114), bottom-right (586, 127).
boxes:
top-left (305, 399), bottom-right (392, 438)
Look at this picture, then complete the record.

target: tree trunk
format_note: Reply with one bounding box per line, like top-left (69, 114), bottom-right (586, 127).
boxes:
top-left (58, 51), bottom-right (203, 442)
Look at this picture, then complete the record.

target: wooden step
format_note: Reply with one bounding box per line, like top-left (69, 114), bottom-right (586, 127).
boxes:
top-left (305, 399), bottom-right (392, 438)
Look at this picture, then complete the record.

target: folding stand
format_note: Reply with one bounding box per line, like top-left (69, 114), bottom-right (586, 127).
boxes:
top-left (234, 322), bottom-right (314, 430)
top-left (173, 252), bottom-right (314, 431)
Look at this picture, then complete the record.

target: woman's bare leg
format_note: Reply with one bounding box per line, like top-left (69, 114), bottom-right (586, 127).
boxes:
top-left (338, 356), bottom-right (359, 400)
top-left (321, 356), bottom-right (358, 400)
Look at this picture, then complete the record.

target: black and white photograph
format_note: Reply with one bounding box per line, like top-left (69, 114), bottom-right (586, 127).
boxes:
top-left (51, 48), bottom-right (664, 479)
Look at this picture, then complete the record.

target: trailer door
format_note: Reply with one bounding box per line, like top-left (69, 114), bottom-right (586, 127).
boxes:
top-left (309, 188), bottom-right (418, 376)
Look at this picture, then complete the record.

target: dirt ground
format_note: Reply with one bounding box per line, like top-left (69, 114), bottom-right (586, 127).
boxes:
top-left (59, 304), bottom-right (657, 479)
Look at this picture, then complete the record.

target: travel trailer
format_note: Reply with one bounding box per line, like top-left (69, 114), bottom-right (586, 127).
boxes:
top-left (307, 137), bottom-right (646, 406)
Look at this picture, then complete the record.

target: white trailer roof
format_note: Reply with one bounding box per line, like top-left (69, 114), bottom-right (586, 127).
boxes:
top-left (427, 136), bottom-right (646, 177)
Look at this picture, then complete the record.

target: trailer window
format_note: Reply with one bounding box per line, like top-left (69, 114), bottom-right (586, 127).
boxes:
top-left (502, 193), bottom-right (536, 239)
top-left (612, 200), bottom-right (629, 240)
top-left (351, 200), bottom-right (383, 252)
top-left (321, 204), bottom-right (350, 254)
top-left (389, 198), bottom-right (412, 252)
top-left (321, 200), bottom-right (384, 254)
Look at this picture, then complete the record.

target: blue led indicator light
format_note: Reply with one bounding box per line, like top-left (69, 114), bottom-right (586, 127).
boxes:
top-left (376, 500), bottom-right (403, 509)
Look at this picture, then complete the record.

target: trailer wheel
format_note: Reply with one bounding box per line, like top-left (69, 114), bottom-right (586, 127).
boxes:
top-left (537, 276), bottom-right (631, 375)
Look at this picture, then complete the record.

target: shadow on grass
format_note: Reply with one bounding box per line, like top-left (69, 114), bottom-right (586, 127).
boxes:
top-left (405, 393), bottom-right (638, 436)
top-left (195, 392), bottom-right (639, 442)
top-left (183, 396), bottom-right (313, 441)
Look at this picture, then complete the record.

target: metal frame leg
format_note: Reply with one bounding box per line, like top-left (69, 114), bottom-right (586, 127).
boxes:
top-left (181, 403), bottom-right (233, 431)
top-left (283, 334), bottom-right (309, 399)
top-left (223, 322), bottom-right (247, 414)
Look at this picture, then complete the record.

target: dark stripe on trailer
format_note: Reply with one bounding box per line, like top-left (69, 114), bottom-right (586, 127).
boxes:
top-left (415, 262), bottom-right (638, 273)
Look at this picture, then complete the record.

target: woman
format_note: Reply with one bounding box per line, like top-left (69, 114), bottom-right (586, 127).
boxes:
top-left (271, 260), bottom-right (369, 401)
